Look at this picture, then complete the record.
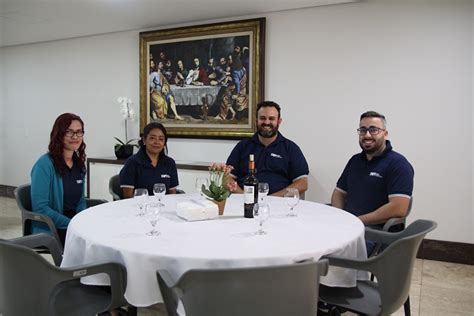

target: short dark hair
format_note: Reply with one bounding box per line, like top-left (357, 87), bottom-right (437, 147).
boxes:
top-left (256, 101), bottom-right (281, 118)
top-left (139, 122), bottom-right (168, 160)
top-left (360, 111), bottom-right (386, 127)
top-left (360, 111), bottom-right (386, 120)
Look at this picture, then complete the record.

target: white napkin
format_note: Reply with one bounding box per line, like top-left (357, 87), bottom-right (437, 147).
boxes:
top-left (176, 199), bottom-right (218, 221)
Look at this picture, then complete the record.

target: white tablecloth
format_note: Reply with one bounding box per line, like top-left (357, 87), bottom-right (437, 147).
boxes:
top-left (62, 194), bottom-right (367, 307)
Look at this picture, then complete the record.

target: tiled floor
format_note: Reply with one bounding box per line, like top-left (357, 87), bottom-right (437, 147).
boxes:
top-left (1, 196), bottom-right (473, 315)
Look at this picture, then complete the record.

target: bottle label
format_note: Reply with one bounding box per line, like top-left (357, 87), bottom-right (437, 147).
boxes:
top-left (244, 186), bottom-right (255, 204)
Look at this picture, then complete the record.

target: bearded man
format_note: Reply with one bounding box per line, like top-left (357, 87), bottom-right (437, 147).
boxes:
top-left (331, 111), bottom-right (414, 252)
top-left (226, 101), bottom-right (309, 196)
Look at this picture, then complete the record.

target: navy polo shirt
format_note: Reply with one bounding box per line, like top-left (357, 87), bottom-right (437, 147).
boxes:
top-left (226, 133), bottom-right (309, 194)
top-left (119, 148), bottom-right (179, 195)
top-left (336, 140), bottom-right (414, 220)
top-left (62, 161), bottom-right (85, 216)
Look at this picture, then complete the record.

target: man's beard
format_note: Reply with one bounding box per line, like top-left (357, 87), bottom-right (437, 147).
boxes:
top-left (258, 124), bottom-right (279, 138)
top-left (359, 138), bottom-right (385, 155)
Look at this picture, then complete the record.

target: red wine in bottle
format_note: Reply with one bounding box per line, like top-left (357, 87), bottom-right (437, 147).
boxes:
top-left (243, 154), bottom-right (259, 218)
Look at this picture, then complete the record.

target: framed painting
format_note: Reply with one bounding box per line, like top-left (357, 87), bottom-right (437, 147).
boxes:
top-left (139, 18), bottom-right (265, 139)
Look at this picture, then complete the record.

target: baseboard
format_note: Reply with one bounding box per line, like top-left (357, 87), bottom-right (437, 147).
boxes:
top-left (0, 185), bottom-right (15, 198)
top-left (417, 239), bottom-right (473, 265)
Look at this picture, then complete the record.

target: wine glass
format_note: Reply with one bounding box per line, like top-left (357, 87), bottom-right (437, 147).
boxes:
top-left (153, 183), bottom-right (166, 207)
top-left (284, 188), bottom-right (300, 217)
top-left (253, 203), bottom-right (270, 235)
top-left (145, 203), bottom-right (161, 236)
top-left (195, 177), bottom-right (209, 200)
top-left (133, 188), bottom-right (148, 217)
top-left (258, 182), bottom-right (269, 202)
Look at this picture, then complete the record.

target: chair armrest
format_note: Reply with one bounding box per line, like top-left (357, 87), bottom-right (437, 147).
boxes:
top-left (60, 261), bottom-right (127, 309)
top-left (317, 259), bottom-right (329, 276)
top-left (85, 198), bottom-right (108, 207)
top-left (381, 217), bottom-right (405, 232)
top-left (321, 254), bottom-right (372, 272)
top-left (364, 226), bottom-right (405, 245)
top-left (10, 234), bottom-right (62, 266)
top-left (22, 210), bottom-right (63, 253)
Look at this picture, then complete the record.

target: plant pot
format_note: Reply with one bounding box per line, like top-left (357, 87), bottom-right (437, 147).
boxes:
top-left (213, 199), bottom-right (227, 216)
top-left (114, 144), bottom-right (134, 160)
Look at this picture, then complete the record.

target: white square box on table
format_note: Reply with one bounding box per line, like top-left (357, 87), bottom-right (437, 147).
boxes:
top-left (176, 199), bottom-right (219, 221)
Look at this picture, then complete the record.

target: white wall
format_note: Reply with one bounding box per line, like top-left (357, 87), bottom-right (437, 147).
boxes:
top-left (0, 0), bottom-right (472, 243)
top-left (471, 7), bottom-right (474, 244)
top-left (0, 48), bottom-right (4, 182)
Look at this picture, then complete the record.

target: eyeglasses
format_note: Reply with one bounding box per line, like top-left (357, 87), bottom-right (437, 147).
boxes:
top-left (65, 129), bottom-right (84, 137)
top-left (357, 127), bottom-right (385, 136)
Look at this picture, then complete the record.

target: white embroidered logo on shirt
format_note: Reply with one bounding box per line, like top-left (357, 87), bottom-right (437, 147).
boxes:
top-left (161, 174), bottom-right (171, 178)
top-left (369, 172), bottom-right (382, 179)
top-left (270, 153), bottom-right (282, 159)
top-left (76, 180), bottom-right (83, 184)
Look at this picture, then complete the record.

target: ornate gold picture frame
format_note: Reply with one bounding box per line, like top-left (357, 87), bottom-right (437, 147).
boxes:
top-left (139, 18), bottom-right (265, 139)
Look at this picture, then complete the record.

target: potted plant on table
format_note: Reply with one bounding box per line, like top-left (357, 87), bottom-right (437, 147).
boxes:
top-left (201, 163), bottom-right (234, 215)
top-left (115, 97), bottom-right (138, 159)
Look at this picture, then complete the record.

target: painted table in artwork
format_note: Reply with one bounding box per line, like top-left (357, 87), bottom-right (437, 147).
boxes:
top-left (170, 85), bottom-right (221, 106)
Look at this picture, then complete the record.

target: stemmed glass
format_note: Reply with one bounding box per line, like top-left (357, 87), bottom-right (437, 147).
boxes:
top-left (253, 203), bottom-right (270, 235)
top-left (145, 203), bottom-right (161, 236)
top-left (195, 177), bottom-right (209, 200)
top-left (133, 188), bottom-right (148, 217)
top-left (258, 182), bottom-right (269, 202)
top-left (284, 188), bottom-right (300, 217)
top-left (153, 183), bottom-right (166, 207)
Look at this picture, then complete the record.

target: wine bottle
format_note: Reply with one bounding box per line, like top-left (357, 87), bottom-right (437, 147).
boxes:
top-left (243, 154), bottom-right (259, 218)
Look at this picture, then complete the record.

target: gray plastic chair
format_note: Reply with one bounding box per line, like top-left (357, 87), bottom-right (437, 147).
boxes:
top-left (157, 259), bottom-right (328, 316)
top-left (109, 174), bottom-right (123, 200)
top-left (86, 197), bottom-right (108, 207)
top-left (14, 184), bottom-right (63, 251)
top-left (319, 219), bottom-right (437, 316)
top-left (0, 234), bottom-right (128, 316)
top-left (368, 197), bottom-right (414, 315)
top-left (14, 184), bottom-right (108, 253)
top-left (370, 197), bottom-right (414, 257)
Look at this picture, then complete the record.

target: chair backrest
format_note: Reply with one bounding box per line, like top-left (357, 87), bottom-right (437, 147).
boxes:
top-left (370, 219), bottom-right (436, 315)
top-left (13, 184), bottom-right (33, 235)
top-left (0, 236), bottom-right (126, 316)
top-left (109, 174), bottom-right (123, 201)
top-left (85, 198), bottom-right (108, 207)
top-left (163, 260), bottom-right (328, 316)
top-left (0, 239), bottom-right (63, 315)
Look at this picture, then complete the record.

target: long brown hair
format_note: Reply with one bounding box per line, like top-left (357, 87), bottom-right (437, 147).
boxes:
top-left (48, 113), bottom-right (86, 175)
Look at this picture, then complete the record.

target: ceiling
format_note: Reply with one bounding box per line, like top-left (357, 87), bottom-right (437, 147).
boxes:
top-left (0, 0), bottom-right (358, 47)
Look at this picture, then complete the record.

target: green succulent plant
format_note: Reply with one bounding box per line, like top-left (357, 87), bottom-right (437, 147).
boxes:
top-left (200, 163), bottom-right (234, 202)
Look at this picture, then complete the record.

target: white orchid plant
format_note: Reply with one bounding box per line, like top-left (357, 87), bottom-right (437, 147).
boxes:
top-left (115, 97), bottom-right (138, 147)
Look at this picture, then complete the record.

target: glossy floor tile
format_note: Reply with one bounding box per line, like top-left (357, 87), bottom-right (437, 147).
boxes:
top-left (1, 196), bottom-right (472, 316)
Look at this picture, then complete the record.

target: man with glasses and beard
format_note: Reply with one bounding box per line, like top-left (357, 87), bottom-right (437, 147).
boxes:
top-left (331, 111), bottom-right (414, 253)
top-left (226, 101), bottom-right (309, 196)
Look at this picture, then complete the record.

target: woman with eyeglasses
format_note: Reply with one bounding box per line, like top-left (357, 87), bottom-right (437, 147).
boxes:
top-left (30, 113), bottom-right (87, 246)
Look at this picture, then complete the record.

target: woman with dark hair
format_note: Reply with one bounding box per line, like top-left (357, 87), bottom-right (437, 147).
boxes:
top-left (30, 113), bottom-right (87, 245)
top-left (119, 122), bottom-right (179, 198)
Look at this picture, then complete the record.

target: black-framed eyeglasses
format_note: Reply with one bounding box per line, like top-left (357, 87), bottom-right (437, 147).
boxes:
top-left (65, 129), bottom-right (84, 137)
top-left (357, 127), bottom-right (385, 136)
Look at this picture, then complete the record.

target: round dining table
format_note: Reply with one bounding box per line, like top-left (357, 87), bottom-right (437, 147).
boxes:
top-left (61, 194), bottom-right (367, 307)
